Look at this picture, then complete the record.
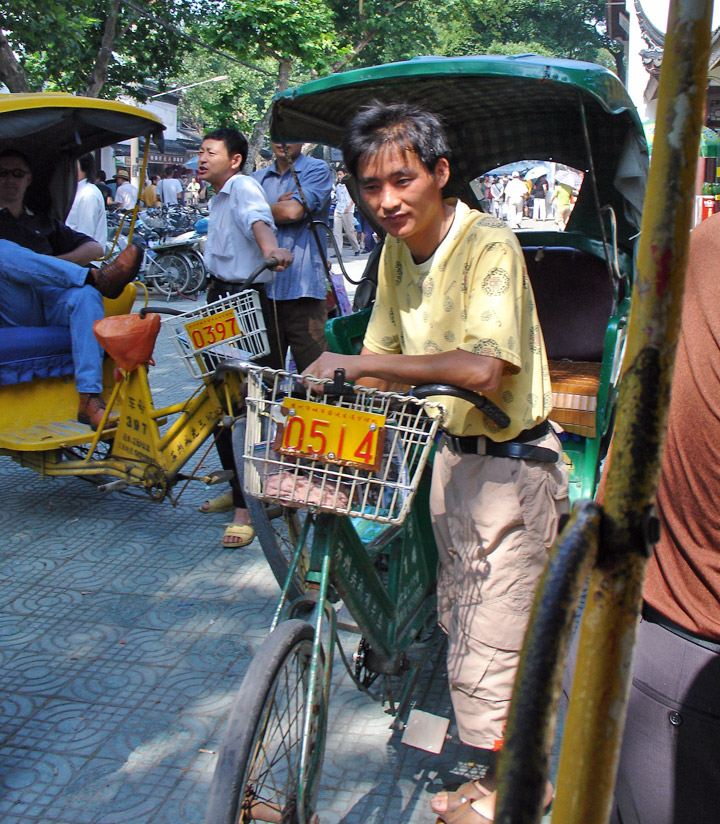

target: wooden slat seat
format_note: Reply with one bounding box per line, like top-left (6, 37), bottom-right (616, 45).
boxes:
top-left (548, 360), bottom-right (601, 438)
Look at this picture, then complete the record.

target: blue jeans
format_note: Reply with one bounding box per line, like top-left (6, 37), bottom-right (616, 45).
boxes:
top-left (0, 239), bottom-right (104, 393)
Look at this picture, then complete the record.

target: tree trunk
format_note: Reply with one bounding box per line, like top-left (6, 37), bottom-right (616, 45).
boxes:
top-left (245, 58), bottom-right (293, 172)
top-left (83, 0), bottom-right (121, 97)
top-left (0, 29), bottom-right (31, 92)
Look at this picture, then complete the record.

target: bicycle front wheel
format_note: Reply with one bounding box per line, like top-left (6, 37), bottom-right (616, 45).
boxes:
top-left (205, 620), bottom-right (327, 824)
top-left (146, 251), bottom-right (192, 296)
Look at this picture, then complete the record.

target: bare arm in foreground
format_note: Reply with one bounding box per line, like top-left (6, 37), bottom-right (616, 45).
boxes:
top-left (303, 346), bottom-right (503, 395)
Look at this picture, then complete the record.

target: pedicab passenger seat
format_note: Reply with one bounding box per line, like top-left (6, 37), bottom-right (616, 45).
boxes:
top-left (522, 246), bottom-right (617, 439)
top-left (0, 326), bottom-right (73, 386)
top-left (0, 284), bottom-right (138, 387)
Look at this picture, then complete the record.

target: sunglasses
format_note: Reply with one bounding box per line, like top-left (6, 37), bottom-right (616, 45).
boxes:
top-left (0, 168), bottom-right (31, 179)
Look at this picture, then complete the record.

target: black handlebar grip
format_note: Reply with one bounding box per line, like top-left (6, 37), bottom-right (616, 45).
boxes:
top-left (239, 258), bottom-right (280, 290)
top-left (139, 305), bottom-right (186, 317)
top-left (411, 383), bottom-right (511, 429)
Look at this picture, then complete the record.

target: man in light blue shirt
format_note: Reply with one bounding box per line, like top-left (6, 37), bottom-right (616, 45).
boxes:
top-left (253, 141), bottom-right (332, 370)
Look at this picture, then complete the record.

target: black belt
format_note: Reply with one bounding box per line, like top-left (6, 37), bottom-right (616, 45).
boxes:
top-left (444, 420), bottom-right (559, 463)
top-left (642, 603), bottom-right (720, 654)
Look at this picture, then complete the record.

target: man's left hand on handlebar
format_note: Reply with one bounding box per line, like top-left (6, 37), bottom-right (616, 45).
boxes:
top-left (303, 351), bottom-right (365, 383)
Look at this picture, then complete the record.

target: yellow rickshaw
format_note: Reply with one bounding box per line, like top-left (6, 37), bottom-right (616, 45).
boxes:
top-left (0, 94), bottom-right (264, 503)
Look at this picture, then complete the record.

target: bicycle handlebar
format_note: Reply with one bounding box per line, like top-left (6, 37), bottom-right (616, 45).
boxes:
top-left (239, 257), bottom-right (279, 290)
top-left (138, 258), bottom-right (279, 321)
top-left (139, 306), bottom-right (186, 318)
top-left (412, 383), bottom-right (511, 429)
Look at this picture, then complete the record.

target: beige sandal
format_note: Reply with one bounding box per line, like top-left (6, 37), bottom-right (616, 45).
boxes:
top-left (430, 777), bottom-right (496, 816)
top-left (222, 523), bottom-right (255, 548)
top-left (199, 491), bottom-right (234, 514)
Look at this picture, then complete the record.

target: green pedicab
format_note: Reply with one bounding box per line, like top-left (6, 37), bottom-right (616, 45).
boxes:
top-left (206, 55), bottom-right (648, 824)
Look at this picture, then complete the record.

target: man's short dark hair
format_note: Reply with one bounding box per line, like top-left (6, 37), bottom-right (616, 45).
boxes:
top-left (204, 128), bottom-right (248, 165)
top-left (341, 102), bottom-right (451, 179)
top-left (0, 148), bottom-right (31, 169)
top-left (78, 153), bottom-right (96, 182)
top-left (163, 165), bottom-right (174, 177)
top-left (97, 170), bottom-right (107, 182)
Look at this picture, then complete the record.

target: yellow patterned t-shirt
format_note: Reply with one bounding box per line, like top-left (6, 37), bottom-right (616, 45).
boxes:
top-left (364, 199), bottom-right (551, 439)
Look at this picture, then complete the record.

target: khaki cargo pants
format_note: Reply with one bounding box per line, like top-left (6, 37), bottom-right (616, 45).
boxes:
top-left (430, 430), bottom-right (569, 749)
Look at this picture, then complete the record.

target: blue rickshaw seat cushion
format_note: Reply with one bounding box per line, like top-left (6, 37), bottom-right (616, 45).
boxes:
top-left (0, 326), bottom-right (74, 386)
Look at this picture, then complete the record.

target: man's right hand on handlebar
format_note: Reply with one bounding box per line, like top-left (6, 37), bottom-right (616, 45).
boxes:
top-left (266, 246), bottom-right (293, 271)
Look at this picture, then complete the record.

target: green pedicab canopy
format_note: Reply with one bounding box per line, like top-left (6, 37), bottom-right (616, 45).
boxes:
top-left (270, 55), bottom-right (648, 249)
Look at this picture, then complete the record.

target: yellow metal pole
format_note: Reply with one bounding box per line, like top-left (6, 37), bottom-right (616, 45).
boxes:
top-left (553, 2), bottom-right (713, 822)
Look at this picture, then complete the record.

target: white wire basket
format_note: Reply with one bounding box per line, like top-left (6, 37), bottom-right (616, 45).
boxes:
top-left (243, 366), bottom-right (445, 525)
top-left (164, 292), bottom-right (269, 379)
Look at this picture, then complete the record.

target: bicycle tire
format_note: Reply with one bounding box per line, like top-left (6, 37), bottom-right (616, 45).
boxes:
top-left (205, 619), bottom-right (327, 824)
top-left (233, 419), bottom-right (309, 602)
top-left (146, 250), bottom-right (192, 296)
top-left (183, 248), bottom-right (207, 295)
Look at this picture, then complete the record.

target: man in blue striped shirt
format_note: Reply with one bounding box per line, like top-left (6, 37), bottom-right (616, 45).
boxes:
top-left (253, 141), bottom-right (333, 370)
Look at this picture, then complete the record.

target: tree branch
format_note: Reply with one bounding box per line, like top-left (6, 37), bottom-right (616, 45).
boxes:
top-left (83, 0), bottom-right (121, 97)
top-left (245, 58), bottom-right (292, 172)
top-left (331, 0), bottom-right (413, 73)
top-left (0, 28), bottom-right (31, 92)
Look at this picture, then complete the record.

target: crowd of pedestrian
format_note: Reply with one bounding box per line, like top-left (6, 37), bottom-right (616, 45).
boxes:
top-left (476, 168), bottom-right (577, 230)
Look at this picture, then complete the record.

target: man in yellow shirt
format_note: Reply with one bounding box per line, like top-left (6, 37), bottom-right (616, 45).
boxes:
top-left (141, 175), bottom-right (160, 208)
top-left (305, 102), bottom-right (567, 823)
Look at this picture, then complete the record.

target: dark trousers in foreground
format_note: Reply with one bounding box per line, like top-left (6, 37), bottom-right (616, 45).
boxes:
top-left (562, 612), bottom-right (720, 824)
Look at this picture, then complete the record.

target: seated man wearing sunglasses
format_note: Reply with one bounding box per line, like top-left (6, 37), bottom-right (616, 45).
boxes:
top-left (0, 149), bottom-right (142, 428)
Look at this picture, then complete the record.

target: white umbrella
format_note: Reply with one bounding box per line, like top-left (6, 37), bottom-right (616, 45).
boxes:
top-left (556, 168), bottom-right (582, 187)
top-left (525, 165), bottom-right (548, 180)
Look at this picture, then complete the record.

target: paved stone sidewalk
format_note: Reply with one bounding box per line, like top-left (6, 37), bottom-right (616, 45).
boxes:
top-left (0, 281), bottom-right (499, 824)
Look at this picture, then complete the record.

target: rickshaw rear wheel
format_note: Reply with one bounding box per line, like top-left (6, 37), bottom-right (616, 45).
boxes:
top-left (205, 619), bottom-right (327, 824)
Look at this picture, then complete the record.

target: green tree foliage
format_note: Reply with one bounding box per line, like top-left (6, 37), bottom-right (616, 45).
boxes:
top-left (435, 0), bottom-right (620, 70)
top-left (0, 0), bottom-right (213, 97)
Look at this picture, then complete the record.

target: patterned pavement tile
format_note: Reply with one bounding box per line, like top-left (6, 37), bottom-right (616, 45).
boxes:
top-left (0, 691), bottom-right (47, 744)
top-left (67, 591), bottom-right (157, 627)
top-left (36, 620), bottom-right (125, 661)
top-left (140, 596), bottom-right (229, 633)
top-left (102, 627), bottom-right (200, 667)
top-left (151, 779), bottom-right (209, 824)
top-left (59, 658), bottom-right (166, 708)
top-left (181, 633), bottom-right (256, 675)
top-left (0, 613), bottom-right (57, 650)
top-left (1, 555), bottom-right (60, 585)
top-left (6, 584), bottom-right (87, 618)
top-left (7, 698), bottom-right (134, 757)
top-left (0, 746), bottom-right (87, 816)
top-left (1, 649), bottom-right (89, 697)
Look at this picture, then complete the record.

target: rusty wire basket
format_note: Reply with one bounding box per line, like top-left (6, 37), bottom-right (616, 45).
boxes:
top-left (242, 366), bottom-right (444, 525)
